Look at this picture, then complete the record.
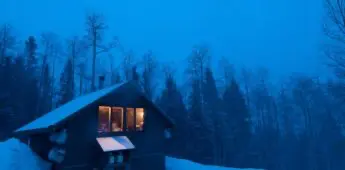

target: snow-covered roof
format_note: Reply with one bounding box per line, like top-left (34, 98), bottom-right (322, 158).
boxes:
top-left (16, 82), bottom-right (126, 133)
top-left (96, 136), bottom-right (135, 152)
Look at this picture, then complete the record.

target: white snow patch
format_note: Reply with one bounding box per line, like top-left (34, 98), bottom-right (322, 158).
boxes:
top-left (0, 138), bottom-right (51, 170)
top-left (96, 136), bottom-right (135, 152)
top-left (16, 82), bottom-right (126, 132)
top-left (165, 157), bottom-right (263, 170)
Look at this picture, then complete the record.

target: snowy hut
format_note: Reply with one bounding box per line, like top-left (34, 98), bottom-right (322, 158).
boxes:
top-left (14, 81), bottom-right (174, 170)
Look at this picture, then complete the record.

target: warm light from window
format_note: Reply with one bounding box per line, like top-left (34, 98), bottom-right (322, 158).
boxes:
top-left (111, 107), bottom-right (123, 132)
top-left (136, 108), bottom-right (144, 131)
top-left (126, 108), bottom-right (135, 131)
top-left (98, 106), bottom-right (145, 133)
top-left (98, 106), bottom-right (111, 133)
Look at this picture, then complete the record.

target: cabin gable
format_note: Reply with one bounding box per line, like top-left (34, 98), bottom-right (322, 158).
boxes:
top-left (59, 85), bottom-right (168, 169)
top-left (14, 82), bottom-right (172, 170)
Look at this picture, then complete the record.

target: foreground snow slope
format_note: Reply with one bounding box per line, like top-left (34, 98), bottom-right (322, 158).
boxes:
top-left (0, 138), bottom-right (261, 170)
top-left (166, 157), bottom-right (263, 170)
top-left (0, 138), bottom-right (51, 170)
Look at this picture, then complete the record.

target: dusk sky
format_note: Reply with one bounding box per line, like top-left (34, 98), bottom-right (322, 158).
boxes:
top-left (0, 0), bottom-right (328, 82)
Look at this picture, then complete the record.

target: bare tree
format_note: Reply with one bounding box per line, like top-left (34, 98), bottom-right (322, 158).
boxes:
top-left (218, 56), bottom-right (235, 86)
top-left (141, 50), bottom-right (158, 99)
top-left (186, 45), bottom-right (211, 82)
top-left (324, 0), bottom-right (345, 43)
top-left (162, 62), bottom-right (177, 82)
top-left (324, 0), bottom-right (345, 80)
top-left (66, 36), bottom-right (90, 93)
top-left (0, 24), bottom-right (16, 63)
top-left (37, 32), bottom-right (60, 111)
top-left (122, 50), bottom-right (136, 81)
top-left (85, 12), bottom-right (119, 91)
top-left (240, 67), bottom-right (253, 108)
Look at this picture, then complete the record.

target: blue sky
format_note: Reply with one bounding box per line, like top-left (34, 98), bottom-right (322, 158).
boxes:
top-left (0, 0), bottom-right (328, 82)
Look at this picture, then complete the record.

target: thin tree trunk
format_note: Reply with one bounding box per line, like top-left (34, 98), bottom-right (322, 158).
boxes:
top-left (91, 31), bottom-right (96, 91)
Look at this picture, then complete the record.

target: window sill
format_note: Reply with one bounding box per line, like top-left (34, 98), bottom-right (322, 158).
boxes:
top-left (97, 131), bottom-right (145, 137)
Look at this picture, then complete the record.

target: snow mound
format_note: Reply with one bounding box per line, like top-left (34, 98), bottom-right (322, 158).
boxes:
top-left (166, 157), bottom-right (263, 170)
top-left (0, 138), bottom-right (51, 170)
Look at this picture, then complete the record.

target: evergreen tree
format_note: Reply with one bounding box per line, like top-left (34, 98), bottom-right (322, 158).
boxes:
top-left (222, 78), bottom-right (251, 167)
top-left (157, 73), bottom-right (188, 157)
top-left (0, 57), bottom-right (13, 139)
top-left (187, 78), bottom-right (214, 163)
top-left (11, 56), bottom-right (27, 125)
top-left (39, 64), bottom-right (53, 115)
top-left (25, 36), bottom-right (38, 73)
top-left (59, 59), bottom-right (74, 105)
top-left (202, 67), bottom-right (224, 165)
top-left (24, 36), bottom-right (40, 120)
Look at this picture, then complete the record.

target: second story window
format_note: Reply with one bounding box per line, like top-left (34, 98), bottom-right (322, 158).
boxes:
top-left (111, 107), bottom-right (123, 132)
top-left (136, 108), bottom-right (145, 131)
top-left (98, 106), bottom-right (145, 134)
top-left (126, 108), bottom-right (135, 131)
top-left (98, 106), bottom-right (111, 133)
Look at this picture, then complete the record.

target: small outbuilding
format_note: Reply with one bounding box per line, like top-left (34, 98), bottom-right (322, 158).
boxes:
top-left (14, 81), bottom-right (174, 170)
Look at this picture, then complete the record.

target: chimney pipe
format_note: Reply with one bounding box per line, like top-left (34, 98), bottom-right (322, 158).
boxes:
top-left (99, 75), bottom-right (105, 89)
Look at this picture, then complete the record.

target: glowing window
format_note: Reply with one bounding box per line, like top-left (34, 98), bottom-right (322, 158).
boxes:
top-left (136, 108), bottom-right (145, 131)
top-left (98, 106), bottom-right (145, 133)
top-left (126, 108), bottom-right (135, 131)
top-left (98, 106), bottom-right (111, 133)
top-left (111, 107), bottom-right (124, 132)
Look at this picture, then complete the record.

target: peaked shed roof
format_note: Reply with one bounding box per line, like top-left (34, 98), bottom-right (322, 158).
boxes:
top-left (15, 82), bottom-right (173, 135)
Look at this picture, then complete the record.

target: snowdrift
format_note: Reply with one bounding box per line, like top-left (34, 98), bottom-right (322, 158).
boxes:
top-left (0, 138), bottom-right (260, 170)
top-left (0, 138), bottom-right (51, 170)
top-left (166, 157), bottom-right (263, 170)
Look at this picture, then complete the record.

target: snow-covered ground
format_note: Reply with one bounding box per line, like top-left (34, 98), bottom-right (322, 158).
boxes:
top-left (0, 138), bottom-right (51, 170)
top-left (166, 157), bottom-right (263, 170)
top-left (0, 138), bottom-right (261, 170)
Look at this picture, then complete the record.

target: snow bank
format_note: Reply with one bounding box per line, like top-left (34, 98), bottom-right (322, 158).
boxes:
top-left (166, 157), bottom-right (262, 170)
top-left (0, 138), bottom-right (51, 170)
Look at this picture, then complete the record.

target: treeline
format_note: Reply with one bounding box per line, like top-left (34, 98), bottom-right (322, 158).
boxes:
top-left (1, 6), bottom-right (345, 170)
top-left (159, 48), bottom-right (345, 170)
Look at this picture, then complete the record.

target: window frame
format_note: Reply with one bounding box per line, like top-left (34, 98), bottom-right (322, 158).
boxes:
top-left (98, 106), bottom-right (112, 134)
top-left (135, 108), bottom-right (145, 132)
top-left (97, 105), bottom-right (146, 135)
top-left (111, 107), bottom-right (124, 132)
top-left (125, 107), bottom-right (136, 132)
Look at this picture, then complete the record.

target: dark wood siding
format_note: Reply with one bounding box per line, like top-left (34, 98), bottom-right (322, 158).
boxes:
top-left (129, 106), bottom-right (166, 170)
top-left (60, 104), bottom-right (100, 169)
top-left (28, 134), bottom-right (52, 161)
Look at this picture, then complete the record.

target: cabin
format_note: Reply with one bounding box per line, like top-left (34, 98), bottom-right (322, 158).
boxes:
top-left (13, 81), bottom-right (174, 170)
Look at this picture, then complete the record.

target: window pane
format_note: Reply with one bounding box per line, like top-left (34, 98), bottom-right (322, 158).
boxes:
top-left (136, 108), bottom-right (145, 131)
top-left (111, 107), bottom-right (123, 132)
top-left (98, 106), bottom-right (111, 133)
top-left (126, 108), bottom-right (135, 131)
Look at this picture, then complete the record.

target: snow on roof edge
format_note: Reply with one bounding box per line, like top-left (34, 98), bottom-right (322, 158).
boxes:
top-left (96, 136), bottom-right (135, 152)
top-left (15, 82), bottom-right (127, 133)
